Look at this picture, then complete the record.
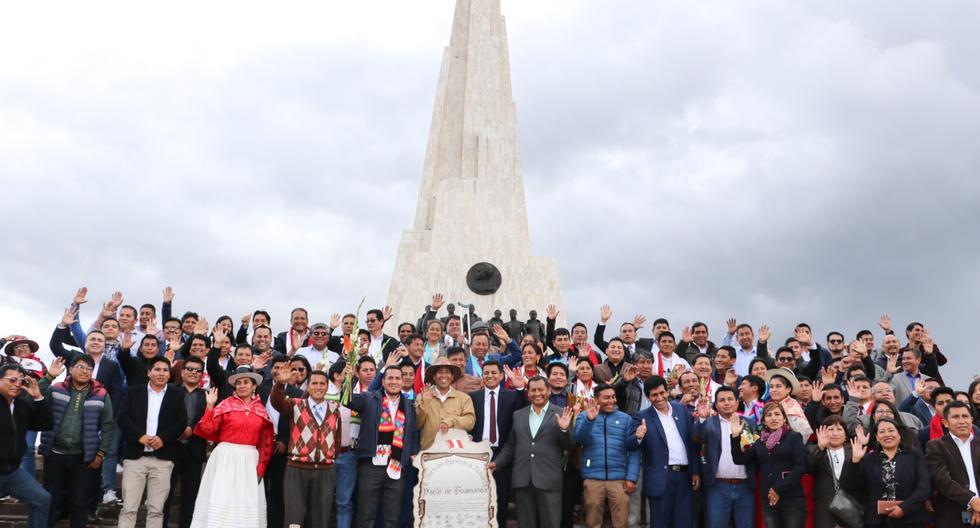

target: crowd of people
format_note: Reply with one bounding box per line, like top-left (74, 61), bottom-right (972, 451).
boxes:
top-left (0, 286), bottom-right (978, 528)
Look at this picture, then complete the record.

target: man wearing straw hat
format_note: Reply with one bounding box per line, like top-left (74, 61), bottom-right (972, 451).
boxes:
top-left (414, 357), bottom-right (476, 450)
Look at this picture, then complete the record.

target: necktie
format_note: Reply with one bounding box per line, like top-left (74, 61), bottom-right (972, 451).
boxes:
top-left (313, 404), bottom-right (324, 425)
top-left (489, 391), bottom-right (497, 444)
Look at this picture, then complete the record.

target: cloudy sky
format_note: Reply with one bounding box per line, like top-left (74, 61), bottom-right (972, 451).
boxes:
top-left (2, 0), bottom-right (978, 388)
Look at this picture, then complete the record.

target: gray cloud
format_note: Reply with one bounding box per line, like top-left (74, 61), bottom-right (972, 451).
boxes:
top-left (1, 1), bottom-right (978, 387)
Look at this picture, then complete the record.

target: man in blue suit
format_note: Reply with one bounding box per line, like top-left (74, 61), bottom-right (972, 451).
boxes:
top-left (628, 375), bottom-right (701, 528)
top-left (469, 360), bottom-right (526, 528)
top-left (691, 385), bottom-right (757, 528)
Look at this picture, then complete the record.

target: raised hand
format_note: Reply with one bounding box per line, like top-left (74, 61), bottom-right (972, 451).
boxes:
top-left (164, 347), bottom-right (176, 363)
top-left (503, 365), bottom-right (525, 389)
top-left (635, 418), bottom-right (647, 440)
top-left (145, 317), bottom-right (158, 336)
top-left (680, 393), bottom-right (697, 406)
top-left (556, 406), bottom-right (574, 430)
top-left (431, 293), bottom-right (445, 312)
top-left (599, 304), bottom-right (612, 324)
top-left (275, 364), bottom-right (293, 384)
top-left (194, 317), bottom-right (209, 336)
top-left (241, 313), bottom-right (251, 326)
top-left (815, 425), bottom-right (829, 450)
top-left (546, 304), bottom-right (559, 320)
top-left (252, 353), bottom-right (269, 371)
top-left (632, 314), bottom-right (647, 330)
top-left (100, 301), bottom-right (116, 319)
top-left (385, 348), bottom-right (405, 368)
top-left (109, 291), bottom-right (123, 310)
top-left (921, 329), bottom-right (934, 354)
top-left (586, 398), bottom-right (600, 421)
top-left (23, 377), bottom-right (42, 399)
top-left (914, 377), bottom-right (927, 397)
top-left (695, 398), bottom-right (711, 420)
top-left (60, 305), bottom-right (79, 327)
top-left (845, 378), bottom-right (858, 399)
top-left (162, 286), bottom-right (175, 304)
top-left (681, 326), bottom-right (692, 343)
top-left (724, 368), bottom-right (739, 387)
top-left (729, 414), bottom-right (744, 437)
top-left (205, 388), bottom-right (219, 408)
top-left (622, 364), bottom-right (637, 382)
top-left (820, 367), bottom-right (836, 385)
top-left (72, 287), bottom-right (88, 305)
top-left (757, 325), bottom-right (770, 343)
top-left (878, 314), bottom-right (892, 333)
top-left (849, 340), bottom-right (867, 357)
top-left (121, 332), bottom-right (134, 351)
top-left (567, 355), bottom-right (578, 373)
top-left (492, 323), bottom-right (510, 344)
top-left (885, 353), bottom-right (901, 374)
top-left (810, 380), bottom-right (824, 402)
top-left (330, 313), bottom-right (341, 329)
top-left (850, 436), bottom-right (867, 462)
top-left (794, 326), bottom-right (812, 346)
top-left (48, 357), bottom-right (65, 378)
top-left (854, 423), bottom-right (870, 448)
top-left (382, 305), bottom-right (392, 323)
top-left (726, 318), bottom-right (737, 335)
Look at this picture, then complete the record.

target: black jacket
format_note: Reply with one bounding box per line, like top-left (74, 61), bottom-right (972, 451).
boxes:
top-left (117, 383), bottom-right (187, 462)
top-left (50, 326), bottom-right (125, 416)
top-left (178, 386), bottom-right (208, 462)
top-left (0, 394), bottom-right (53, 471)
top-left (841, 448), bottom-right (931, 526)
top-left (468, 387), bottom-right (526, 448)
top-left (731, 430), bottom-right (806, 499)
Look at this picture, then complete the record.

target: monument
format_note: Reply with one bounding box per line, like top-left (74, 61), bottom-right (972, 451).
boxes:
top-left (386, 0), bottom-right (566, 329)
top-left (413, 429), bottom-right (497, 527)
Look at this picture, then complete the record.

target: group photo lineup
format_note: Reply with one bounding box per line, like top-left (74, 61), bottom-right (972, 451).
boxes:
top-left (2, 0), bottom-right (979, 527)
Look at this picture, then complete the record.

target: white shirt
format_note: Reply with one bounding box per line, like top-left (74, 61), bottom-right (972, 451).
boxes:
top-left (265, 393), bottom-right (281, 435)
top-left (436, 387), bottom-right (452, 403)
top-left (717, 417), bottom-right (748, 479)
top-left (652, 353), bottom-right (691, 378)
top-left (296, 346), bottom-right (339, 369)
top-left (483, 387), bottom-right (500, 447)
top-left (92, 357), bottom-right (101, 379)
top-left (145, 384), bottom-right (167, 451)
top-left (952, 433), bottom-right (979, 501)
top-left (369, 333), bottom-right (385, 362)
top-left (655, 405), bottom-right (689, 465)
top-left (827, 447), bottom-right (845, 480)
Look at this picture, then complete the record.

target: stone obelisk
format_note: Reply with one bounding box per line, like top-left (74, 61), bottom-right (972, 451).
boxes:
top-left (386, 0), bottom-right (565, 330)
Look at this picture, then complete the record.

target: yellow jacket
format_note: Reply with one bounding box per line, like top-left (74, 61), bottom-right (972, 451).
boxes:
top-left (414, 388), bottom-right (476, 449)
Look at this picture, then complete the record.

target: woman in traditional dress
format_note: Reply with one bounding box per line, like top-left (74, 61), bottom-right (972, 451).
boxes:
top-left (191, 365), bottom-right (273, 528)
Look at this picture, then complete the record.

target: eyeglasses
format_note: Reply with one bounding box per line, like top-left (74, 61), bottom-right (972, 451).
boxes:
top-left (73, 364), bottom-right (94, 372)
top-left (828, 339), bottom-right (844, 344)
top-left (311, 331), bottom-right (329, 337)
top-left (183, 367), bottom-right (203, 373)
top-left (2, 377), bottom-right (26, 386)
top-left (776, 356), bottom-right (795, 363)
top-left (873, 409), bottom-right (894, 417)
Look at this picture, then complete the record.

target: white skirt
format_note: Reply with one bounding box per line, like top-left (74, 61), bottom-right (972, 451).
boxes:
top-left (191, 442), bottom-right (267, 528)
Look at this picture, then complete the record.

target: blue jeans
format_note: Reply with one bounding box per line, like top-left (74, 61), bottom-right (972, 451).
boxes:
top-left (761, 495), bottom-right (805, 528)
top-left (0, 467), bottom-right (51, 528)
top-left (335, 450), bottom-right (357, 528)
top-left (101, 421), bottom-right (123, 492)
top-left (21, 430), bottom-right (37, 479)
top-left (705, 481), bottom-right (754, 528)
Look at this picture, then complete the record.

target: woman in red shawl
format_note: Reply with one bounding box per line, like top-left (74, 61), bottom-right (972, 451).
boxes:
top-left (191, 365), bottom-right (273, 528)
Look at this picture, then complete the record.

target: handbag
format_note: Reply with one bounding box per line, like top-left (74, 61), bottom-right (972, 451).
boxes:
top-left (828, 478), bottom-right (864, 528)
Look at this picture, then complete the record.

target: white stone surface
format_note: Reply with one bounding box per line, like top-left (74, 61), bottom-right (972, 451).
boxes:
top-left (412, 429), bottom-right (497, 528)
top-left (386, 0), bottom-right (565, 330)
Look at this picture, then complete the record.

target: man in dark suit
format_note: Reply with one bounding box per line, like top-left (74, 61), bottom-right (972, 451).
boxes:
top-left (492, 376), bottom-right (574, 528)
top-left (468, 359), bottom-right (526, 528)
top-left (629, 375), bottom-right (701, 528)
top-left (926, 401), bottom-right (980, 526)
top-left (116, 357), bottom-right (186, 528)
top-left (344, 365), bottom-right (419, 528)
top-left (692, 385), bottom-right (756, 528)
top-left (273, 307), bottom-right (311, 356)
top-left (364, 308), bottom-right (400, 364)
top-left (257, 355), bottom-right (304, 528)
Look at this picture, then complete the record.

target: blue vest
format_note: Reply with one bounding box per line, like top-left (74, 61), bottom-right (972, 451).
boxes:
top-left (39, 380), bottom-right (108, 463)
